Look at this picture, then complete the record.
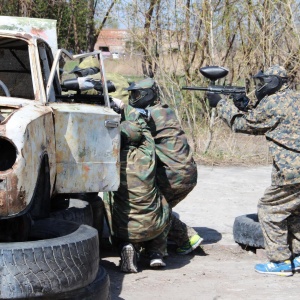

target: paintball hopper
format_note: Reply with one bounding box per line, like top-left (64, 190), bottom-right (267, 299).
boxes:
top-left (200, 66), bottom-right (229, 82)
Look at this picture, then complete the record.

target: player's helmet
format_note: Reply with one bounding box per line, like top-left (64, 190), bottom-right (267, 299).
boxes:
top-left (253, 65), bottom-right (288, 101)
top-left (126, 78), bottom-right (159, 108)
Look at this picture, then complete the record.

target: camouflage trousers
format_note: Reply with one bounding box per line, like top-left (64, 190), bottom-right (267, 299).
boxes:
top-left (113, 215), bottom-right (171, 257)
top-left (160, 184), bottom-right (196, 208)
top-left (164, 185), bottom-right (198, 247)
top-left (142, 218), bottom-right (171, 256)
top-left (258, 184), bottom-right (300, 262)
top-left (168, 212), bottom-right (198, 247)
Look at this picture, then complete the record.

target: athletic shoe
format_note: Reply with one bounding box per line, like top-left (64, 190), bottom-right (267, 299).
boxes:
top-left (149, 252), bottom-right (166, 268)
top-left (120, 244), bottom-right (138, 273)
top-left (255, 260), bottom-right (293, 276)
top-left (293, 256), bottom-right (300, 272)
top-left (176, 234), bottom-right (203, 255)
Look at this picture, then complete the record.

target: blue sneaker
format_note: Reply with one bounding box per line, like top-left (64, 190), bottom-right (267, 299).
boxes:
top-left (293, 256), bottom-right (300, 272)
top-left (255, 260), bottom-right (293, 276)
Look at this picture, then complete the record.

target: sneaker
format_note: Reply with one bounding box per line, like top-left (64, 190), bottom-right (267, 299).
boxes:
top-left (176, 234), bottom-right (203, 255)
top-left (149, 252), bottom-right (166, 268)
top-left (120, 244), bottom-right (138, 273)
top-left (293, 256), bottom-right (300, 272)
top-left (255, 260), bottom-right (293, 276)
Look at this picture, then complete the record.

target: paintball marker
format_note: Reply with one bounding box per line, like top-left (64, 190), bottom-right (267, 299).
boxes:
top-left (57, 66), bottom-right (116, 105)
top-left (60, 77), bottom-right (116, 94)
top-left (182, 66), bottom-right (246, 96)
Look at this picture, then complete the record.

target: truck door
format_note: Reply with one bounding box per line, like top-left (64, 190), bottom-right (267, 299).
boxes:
top-left (39, 43), bottom-right (120, 193)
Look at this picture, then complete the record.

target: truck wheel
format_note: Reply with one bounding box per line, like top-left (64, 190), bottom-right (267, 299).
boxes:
top-left (0, 218), bottom-right (99, 299)
top-left (233, 213), bottom-right (265, 248)
top-left (50, 199), bottom-right (93, 226)
top-left (30, 265), bottom-right (111, 300)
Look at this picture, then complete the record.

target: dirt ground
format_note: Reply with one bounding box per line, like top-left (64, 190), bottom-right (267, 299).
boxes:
top-left (100, 165), bottom-right (300, 300)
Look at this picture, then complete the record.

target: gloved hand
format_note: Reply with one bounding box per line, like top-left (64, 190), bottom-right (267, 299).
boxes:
top-left (111, 97), bottom-right (125, 109)
top-left (135, 108), bottom-right (151, 121)
top-left (232, 94), bottom-right (250, 111)
top-left (77, 77), bottom-right (95, 91)
top-left (206, 92), bottom-right (222, 107)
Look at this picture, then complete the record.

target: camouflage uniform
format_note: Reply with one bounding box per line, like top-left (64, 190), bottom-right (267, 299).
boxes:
top-left (217, 69), bottom-right (300, 261)
top-left (147, 103), bottom-right (199, 247)
top-left (103, 105), bottom-right (170, 256)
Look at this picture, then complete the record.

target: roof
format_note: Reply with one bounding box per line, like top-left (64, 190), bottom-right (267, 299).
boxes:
top-left (96, 29), bottom-right (129, 47)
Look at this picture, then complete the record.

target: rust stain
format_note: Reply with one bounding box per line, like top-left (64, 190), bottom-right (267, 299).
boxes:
top-left (5, 174), bottom-right (26, 216)
top-left (18, 189), bottom-right (26, 207)
top-left (0, 185), bottom-right (8, 216)
top-left (83, 165), bottom-right (90, 172)
top-left (30, 28), bottom-right (48, 40)
top-left (15, 32), bottom-right (33, 40)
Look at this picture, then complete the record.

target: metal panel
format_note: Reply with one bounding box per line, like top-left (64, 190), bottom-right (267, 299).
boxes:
top-left (0, 104), bottom-right (56, 216)
top-left (0, 16), bottom-right (58, 56)
top-left (50, 103), bottom-right (120, 193)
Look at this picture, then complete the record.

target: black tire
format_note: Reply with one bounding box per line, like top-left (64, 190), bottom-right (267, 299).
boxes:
top-left (0, 218), bottom-right (99, 299)
top-left (51, 194), bottom-right (70, 211)
top-left (0, 213), bottom-right (31, 242)
top-left (65, 194), bottom-right (104, 239)
top-left (31, 265), bottom-right (111, 300)
top-left (30, 155), bottom-right (51, 220)
top-left (50, 199), bottom-right (93, 226)
top-left (233, 213), bottom-right (265, 248)
top-left (89, 197), bottom-right (104, 239)
top-left (0, 80), bottom-right (10, 96)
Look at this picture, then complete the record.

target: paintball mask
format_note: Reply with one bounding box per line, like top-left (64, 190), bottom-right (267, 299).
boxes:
top-left (253, 65), bottom-right (288, 102)
top-left (126, 78), bottom-right (159, 108)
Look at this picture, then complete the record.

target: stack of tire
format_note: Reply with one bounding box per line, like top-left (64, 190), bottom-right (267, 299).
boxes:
top-left (0, 196), bottom-right (110, 300)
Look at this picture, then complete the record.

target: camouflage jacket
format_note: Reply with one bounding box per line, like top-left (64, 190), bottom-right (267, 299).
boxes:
top-left (217, 88), bottom-right (300, 186)
top-left (147, 103), bottom-right (197, 199)
top-left (103, 105), bottom-right (170, 243)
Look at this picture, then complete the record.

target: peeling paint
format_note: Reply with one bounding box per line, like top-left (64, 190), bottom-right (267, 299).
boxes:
top-left (50, 103), bottom-right (120, 193)
top-left (0, 26), bottom-right (121, 218)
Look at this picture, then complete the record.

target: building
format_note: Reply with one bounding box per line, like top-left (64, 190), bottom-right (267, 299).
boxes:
top-left (94, 29), bottom-right (129, 56)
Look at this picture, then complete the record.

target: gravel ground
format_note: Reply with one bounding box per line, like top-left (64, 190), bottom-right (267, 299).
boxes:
top-left (101, 165), bottom-right (300, 300)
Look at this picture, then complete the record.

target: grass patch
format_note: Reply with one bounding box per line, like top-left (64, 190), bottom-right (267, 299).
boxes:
top-left (187, 121), bottom-right (271, 166)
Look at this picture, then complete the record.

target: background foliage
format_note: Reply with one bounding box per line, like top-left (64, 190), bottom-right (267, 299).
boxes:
top-left (2, 0), bottom-right (299, 164)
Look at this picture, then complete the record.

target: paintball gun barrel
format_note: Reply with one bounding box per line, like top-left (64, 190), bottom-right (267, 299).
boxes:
top-left (61, 78), bottom-right (116, 94)
top-left (182, 66), bottom-right (246, 96)
top-left (58, 66), bottom-right (116, 105)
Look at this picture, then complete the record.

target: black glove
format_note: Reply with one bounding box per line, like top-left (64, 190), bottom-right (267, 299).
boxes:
top-left (206, 92), bottom-right (222, 107)
top-left (232, 94), bottom-right (250, 112)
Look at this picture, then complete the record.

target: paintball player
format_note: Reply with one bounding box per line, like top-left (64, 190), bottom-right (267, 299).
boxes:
top-left (206, 65), bottom-right (300, 276)
top-left (124, 78), bottom-right (202, 255)
top-left (103, 105), bottom-right (170, 273)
